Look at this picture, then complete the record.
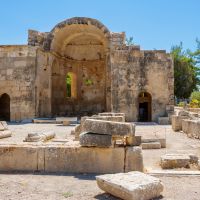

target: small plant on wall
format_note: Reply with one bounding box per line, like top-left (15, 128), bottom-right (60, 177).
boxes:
top-left (85, 79), bottom-right (93, 86)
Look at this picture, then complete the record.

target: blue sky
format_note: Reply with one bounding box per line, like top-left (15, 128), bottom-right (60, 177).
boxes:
top-left (0, 0), bottom-right (199, 52)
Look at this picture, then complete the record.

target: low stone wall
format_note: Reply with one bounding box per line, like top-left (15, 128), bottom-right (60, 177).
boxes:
top-left (182, 120), bottom-right (200, 139)
top-left (171, 115), bottom-right (188, 131)
top-left (0, 144), bottom-right (143, 173)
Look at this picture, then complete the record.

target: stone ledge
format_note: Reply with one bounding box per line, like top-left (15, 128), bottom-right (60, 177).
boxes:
top-left (0, 144), bottom-right (143, 173)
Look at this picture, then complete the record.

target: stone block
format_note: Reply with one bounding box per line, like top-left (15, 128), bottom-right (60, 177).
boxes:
top-left (125, 147), bottom-right (143, 172)
top-left (171, 115), bottom-right (188, 131)
top-left (96, 172), bottom-right (163, 200)
top-left (0, 130), bottom-right (12, 139)
top-left (44, 146), bottom-right (125, 173)
top-left (24, 131), bottom-right (55, 142)
top-left (142, 138), bottom-right (166, 148)
top-left (82, 119), bottom-right (135, 136)
top-left (0, 121), bottom-right (8, 130)
top-left (63, 120), bottom-right (70, 126)
top-left (141, 142), bottom-right (161, 149)
top-left (126, 135), bottom-right (141, 146)
top-left (79, 132), bottom-right (112, 147)
top-left (160, 154), bottom-right (190, 169)
top-left (0, 145), bottom-right (39, 171)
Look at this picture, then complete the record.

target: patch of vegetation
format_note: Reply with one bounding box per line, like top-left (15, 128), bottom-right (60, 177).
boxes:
top-left (63, 191), bottom-right (73, 198)
top-left (85, 79), bottom-right (93, 86)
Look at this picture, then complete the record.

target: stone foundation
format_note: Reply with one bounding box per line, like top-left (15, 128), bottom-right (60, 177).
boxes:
top-left (0, 144), bottom-right (143, 173)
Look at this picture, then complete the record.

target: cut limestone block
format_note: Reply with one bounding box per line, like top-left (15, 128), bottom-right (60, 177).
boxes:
top-left (141, 142), bottom-right (161, 149)
top-left (142, 138), bottom-right (166, 148)
top-left (0, 121), bottom-right (8, 130)
top-left (24, 131), bottom-right (55, 142)
top-left (171, 115), bottom-right (188, 132)
top-left (160, 154), bottom-right (190, 169)
top-left (0, 123), bottom-right (5, 131)
top-left (98, 112), bottom-right (125, 117)
top-left (32, 118), bottom-right (57, 124)
top-left (82, 119), bottom-right (135, 136)
top-left (96, 172), bottom-right (163, 200)
top-left (0, 130), bottom-right (12, 139)
top-left (63, 120), bottom-right (70, 126)
top-left (126, 135), bottom-right (141, 146)
top-left (45, 146), bottom-right (125, 173)
top-left (79, 132), bottom-right (112, 147)
top-left (125, 147), bottom-right (143, 172)
top-left (158, 117), bottom-right (170, 125)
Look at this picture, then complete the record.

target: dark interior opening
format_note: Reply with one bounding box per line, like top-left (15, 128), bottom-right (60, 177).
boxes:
top-left (139, 102), bottom-right (149, 122)
top-left (0, 93), bottom-right (10, 121)
top-left (138, 92), bottom-right (152, 122)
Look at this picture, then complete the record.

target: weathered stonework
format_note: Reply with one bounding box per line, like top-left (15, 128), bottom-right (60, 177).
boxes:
top-left (0, 17), bottom-right (174, 122)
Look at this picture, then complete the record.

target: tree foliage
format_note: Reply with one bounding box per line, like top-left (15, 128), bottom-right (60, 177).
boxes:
top-left (171, 39), bottom-right (200, 98)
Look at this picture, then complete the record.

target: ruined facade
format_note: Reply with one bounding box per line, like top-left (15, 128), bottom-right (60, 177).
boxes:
top-left (0, 17), bottom-right (174, 122)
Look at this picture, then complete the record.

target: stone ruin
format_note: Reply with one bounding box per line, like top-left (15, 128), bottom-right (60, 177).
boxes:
top-left (0, 17), bottom-right (174, 124)
top-left (172, 109), bottom-right (200, 139)
top-left (0, 121), bottom-right (12, 139)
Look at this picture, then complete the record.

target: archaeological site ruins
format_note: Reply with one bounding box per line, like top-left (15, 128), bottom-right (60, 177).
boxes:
top-left (0, 17), bottom-right (200, 200)
top-left (0, 17), bottom-right (174, 122)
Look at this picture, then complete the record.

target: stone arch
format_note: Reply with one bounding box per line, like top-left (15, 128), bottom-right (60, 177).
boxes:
top-left (44, 17), bottom-right (111, 51)
top-left (0, 93), bottom-right (10, 121)
top-left (49, 17), bottom-right (111, 117)
top-left (138, 92), bottom-right (152, 122)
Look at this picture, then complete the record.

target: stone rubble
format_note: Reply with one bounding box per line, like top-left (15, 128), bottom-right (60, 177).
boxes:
top-left (24, 131), bottom-right (55, 142)
top-left (160, 153), bottom-right (199, 169)
top-left (0, 121), bottom-right (12, 139)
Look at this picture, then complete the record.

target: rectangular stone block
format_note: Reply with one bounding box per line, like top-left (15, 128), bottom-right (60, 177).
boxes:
top-left (0, 145), bottom-right (39, 171)
top-left (125, 147), bottom-right (143, 172)
top-left (142, 142), bottom-right (161, 149)
top-left (82, 119), bottom-right (135, 136)
top-left (160, 154), bottom-right (190, 169)
top-left (171, 115), bottom-right (188, 131)
top-left (96, 172), bottom-right (163, 200)
top-left (0, 130), bottom-right (12, 139)
top-left (142, 138), bottom-right (166, 148)
top-left (44, 146), bottom-right (125, 173)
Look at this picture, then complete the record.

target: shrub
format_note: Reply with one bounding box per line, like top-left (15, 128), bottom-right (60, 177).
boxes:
top-left (191, 91), bottom-right (200, 101)
top-left (189, 99), bottom-right (200, 108)
top-left (178, 101), bottom-right (185, 107)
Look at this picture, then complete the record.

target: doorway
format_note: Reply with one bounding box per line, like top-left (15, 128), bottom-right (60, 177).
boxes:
top-left (0, 93), bottom-right (10, 121)
top-left (138, 92), bottom-right (151, 122)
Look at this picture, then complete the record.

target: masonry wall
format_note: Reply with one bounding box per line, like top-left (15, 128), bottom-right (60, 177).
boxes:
top-left (0, 45), bottom-right (37, 121)
top-left (111, 45), bottom-right (174, 122)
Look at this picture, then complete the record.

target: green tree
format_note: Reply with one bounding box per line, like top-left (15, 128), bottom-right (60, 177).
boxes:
top-left (171, 40), bottom-right (200, 98)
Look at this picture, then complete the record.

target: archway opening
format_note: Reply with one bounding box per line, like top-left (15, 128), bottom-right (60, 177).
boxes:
top-left (50, 20), bottom-right (110, 117)
top-left (66, 72), bottom-right (77, 98)
top-left (0, 93), bottom-right (10, 121)
top-left (138, 92), bottom-right (152, 122)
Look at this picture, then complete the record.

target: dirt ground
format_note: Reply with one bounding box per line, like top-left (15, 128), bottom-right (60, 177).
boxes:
top-left (0, 173), bottom-right (200, 200)
top-left (0, 122), bottom-right (200, 199)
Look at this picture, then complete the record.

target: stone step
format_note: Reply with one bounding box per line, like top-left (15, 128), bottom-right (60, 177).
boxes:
top-left (96, 171), bottom-right (163, 200)
top-left (141, 142), bottom-right (161, 149)
top-left (142, 138), bottom-right (166, 148)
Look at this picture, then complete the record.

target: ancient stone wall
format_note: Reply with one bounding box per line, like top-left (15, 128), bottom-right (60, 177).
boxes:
top-left (110, 45), bottom-right (174, 122)
top-left (0, 45), bottom-right (37, 121)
